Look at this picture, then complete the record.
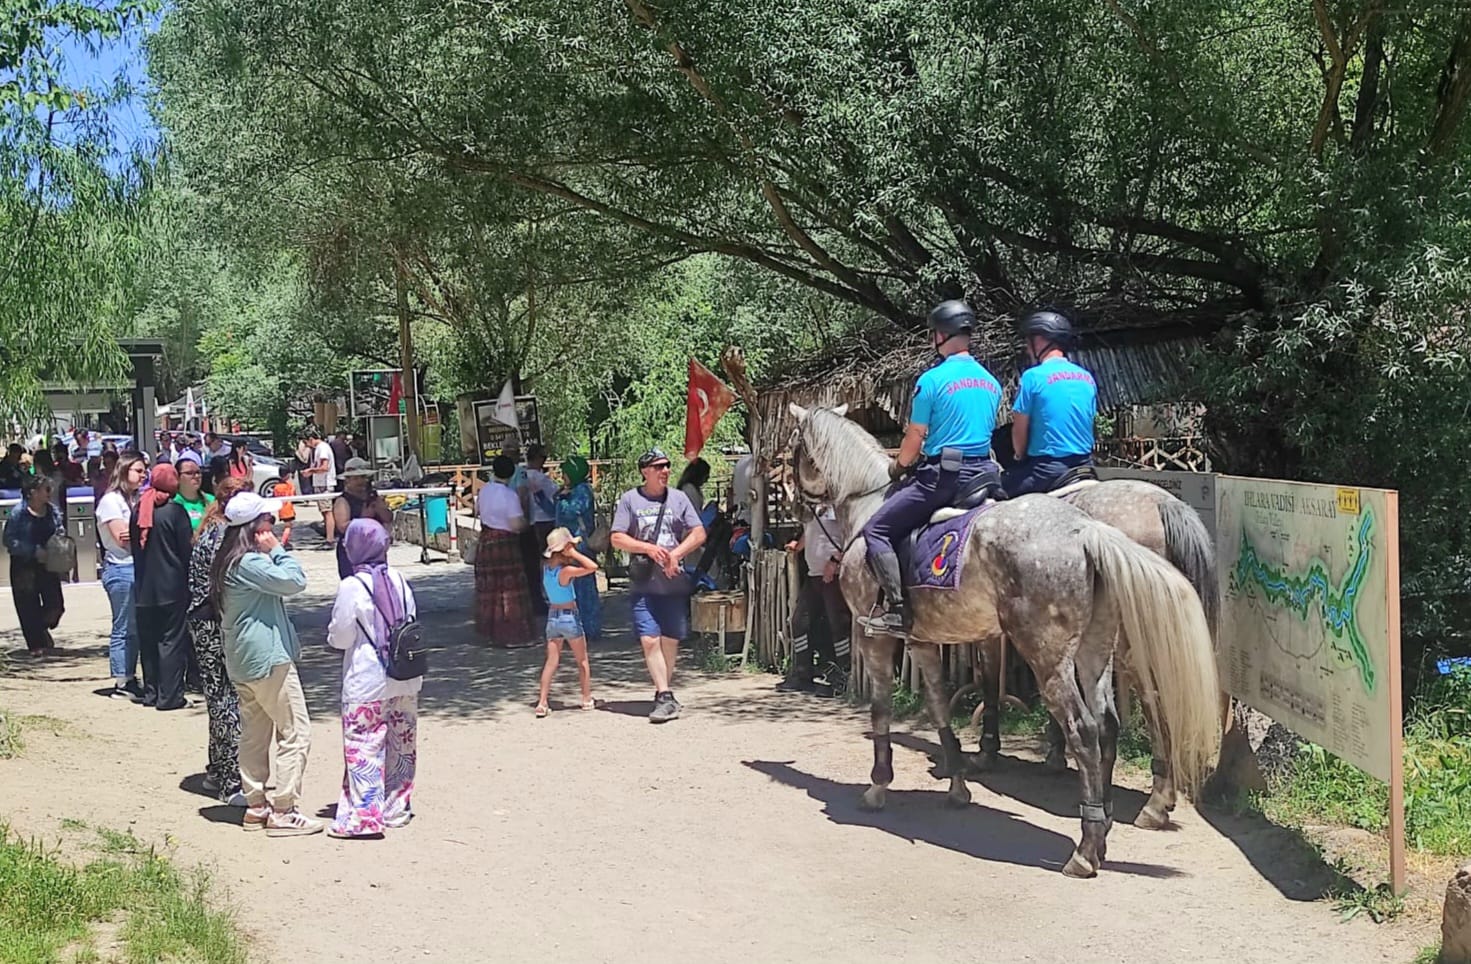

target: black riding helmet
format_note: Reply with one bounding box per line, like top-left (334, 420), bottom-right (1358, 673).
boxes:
top-left (928, 300), bottom-right (975, 337)
top-left (1020, 309), bottom-right (1075, 348)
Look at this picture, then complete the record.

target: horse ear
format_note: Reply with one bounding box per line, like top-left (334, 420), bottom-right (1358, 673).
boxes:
top-left (832, 403), bottom-right (849, 418)
top-left (788, 403), bottom-right (810, 422)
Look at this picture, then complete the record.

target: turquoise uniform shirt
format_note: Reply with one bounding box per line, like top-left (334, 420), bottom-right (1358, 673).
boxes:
top-left (1014, 356), bottom-right (1098, 458)
top-left (910, 354), bottom-right (1002, 458)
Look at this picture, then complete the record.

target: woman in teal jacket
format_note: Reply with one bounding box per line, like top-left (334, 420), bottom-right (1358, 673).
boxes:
top-left (212, 492), bottom-right (322, 838)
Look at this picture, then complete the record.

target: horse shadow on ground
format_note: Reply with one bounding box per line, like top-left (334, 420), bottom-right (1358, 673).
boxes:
top-left (888, 733), bottom-right (1356, 901)
top-left (743, 759), bottom-right (1184, 879)
top-left (888, 731), bottom-right (1155, 827)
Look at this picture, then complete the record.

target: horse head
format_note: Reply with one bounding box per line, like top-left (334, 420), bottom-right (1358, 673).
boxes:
top-left (787, 402), bottom-right (890, 508)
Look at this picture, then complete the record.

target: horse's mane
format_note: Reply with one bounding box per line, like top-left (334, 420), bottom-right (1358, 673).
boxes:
top-left (799, 408), bottom-right (888, 500)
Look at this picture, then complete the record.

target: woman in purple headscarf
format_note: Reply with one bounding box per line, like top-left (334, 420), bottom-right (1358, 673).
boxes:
top-left (325, 518), bottom-right (423, 838)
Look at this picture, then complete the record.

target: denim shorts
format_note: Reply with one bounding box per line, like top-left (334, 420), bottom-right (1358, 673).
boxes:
top-left (631, 593), bottom-right (690, 641)
top-left (545, 609), bottom-right (585, 641)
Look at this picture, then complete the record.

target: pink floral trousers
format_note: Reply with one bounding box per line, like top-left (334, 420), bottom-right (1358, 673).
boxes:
top-left (333, 695), bottom-right (418, 837)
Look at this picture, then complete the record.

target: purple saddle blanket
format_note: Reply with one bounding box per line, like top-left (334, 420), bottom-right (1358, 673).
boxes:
top-left (908, 504), bottom-right (992, 591)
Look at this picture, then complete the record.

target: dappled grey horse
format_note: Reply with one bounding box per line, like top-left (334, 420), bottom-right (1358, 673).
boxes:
top-left (968, 479), bottom-right (1221, 830)
top-left (788, 404), bottom-right (1220, 877)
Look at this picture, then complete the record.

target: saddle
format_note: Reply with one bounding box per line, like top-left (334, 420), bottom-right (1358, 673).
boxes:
top-left (901, 468), bottom-right (1007, 591)
top-left (1048, 464), bottom-right (1101, 500)
top-left (927, 468), bottom-right (1007, 525)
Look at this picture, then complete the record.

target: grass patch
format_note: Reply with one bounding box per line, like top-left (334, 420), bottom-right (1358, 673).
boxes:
top-left (0, 824), bottom-right (247, 964)
top-left (1331, 883), bottom-right (1404, 924)
top-left (0, 712), bottom-right (73, 760)
top-left (1411, 943), bottom-right (1441, 964)
top-left (1261, 668), bottom-right (1471, 858)
top-left (891, 684), bottom-right (924, 719)
top-left (0, 713), bottom-right (21, 760)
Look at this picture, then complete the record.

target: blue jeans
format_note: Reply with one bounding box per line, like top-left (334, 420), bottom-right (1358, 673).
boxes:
top-left (101, 562), bottom-right (138, 681)
top-left (1002, 453), bottom-right (1092, 497)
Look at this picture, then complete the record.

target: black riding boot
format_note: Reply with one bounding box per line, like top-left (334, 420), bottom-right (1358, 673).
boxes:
top-left (865, 551), bottom-right (911, 637)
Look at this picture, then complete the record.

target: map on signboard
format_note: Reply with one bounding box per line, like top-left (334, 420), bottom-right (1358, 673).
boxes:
top-left (1215, 477), bottom-right (1397, 781)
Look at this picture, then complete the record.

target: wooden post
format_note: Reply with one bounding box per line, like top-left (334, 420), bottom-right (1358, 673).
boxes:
top-left (1386, 490), bottom-right (1407, 896)
top-left (395, 259), bottom-right (421, 458)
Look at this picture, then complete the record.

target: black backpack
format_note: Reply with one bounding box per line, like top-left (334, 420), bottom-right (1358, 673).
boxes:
top-left (354, 575), bottom-right (428, 681)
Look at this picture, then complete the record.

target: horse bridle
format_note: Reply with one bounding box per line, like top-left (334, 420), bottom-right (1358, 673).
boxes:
top-left (789, 442), bottom-right (889, 559)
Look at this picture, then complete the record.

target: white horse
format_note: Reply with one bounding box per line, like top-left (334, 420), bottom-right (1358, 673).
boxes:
top-left (789, 404), bottom-right (1220, 877)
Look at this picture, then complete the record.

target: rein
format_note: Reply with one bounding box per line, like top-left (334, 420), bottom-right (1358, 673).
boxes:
top-left (791, 446), bottom-right (889, 559)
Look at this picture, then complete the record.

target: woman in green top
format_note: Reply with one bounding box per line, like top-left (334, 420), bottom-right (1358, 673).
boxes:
top-left (173, 459), bottom-right (215, 531)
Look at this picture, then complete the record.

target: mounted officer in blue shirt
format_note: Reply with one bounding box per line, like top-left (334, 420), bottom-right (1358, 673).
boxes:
top-left (860, 300), bottom-right (1003, 637)
top-left (1004, 309), bottom-right (1098, 497)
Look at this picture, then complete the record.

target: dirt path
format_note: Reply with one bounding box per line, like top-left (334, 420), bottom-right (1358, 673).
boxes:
top-left (1, 544), bottom-right (1428, 963)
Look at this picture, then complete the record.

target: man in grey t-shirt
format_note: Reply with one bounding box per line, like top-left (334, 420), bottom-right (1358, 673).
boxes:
top-left (611, 447), bottom-right (706, 723)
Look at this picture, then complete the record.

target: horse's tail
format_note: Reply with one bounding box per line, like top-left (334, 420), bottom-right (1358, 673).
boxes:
top-left (1082, 521), bottom-right (1221, 796)
top-left (1157, 496), bottom-right (1219, 644)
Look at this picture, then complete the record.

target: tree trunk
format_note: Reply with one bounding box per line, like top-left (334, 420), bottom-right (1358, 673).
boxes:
top-left (1429, 14), bottom-right (1471, 157)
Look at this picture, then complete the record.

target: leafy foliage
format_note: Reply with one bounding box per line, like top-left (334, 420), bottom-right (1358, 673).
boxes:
top-left (0, 0), bottom-right (157, 417)
top-left (141, 0), bottom-right (1471, 672)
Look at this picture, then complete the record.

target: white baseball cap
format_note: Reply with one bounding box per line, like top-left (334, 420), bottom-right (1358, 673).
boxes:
top-left (224, 491), bottom-right (283, 527)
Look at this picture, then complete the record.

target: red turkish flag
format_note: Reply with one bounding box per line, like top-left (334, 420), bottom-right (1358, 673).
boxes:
top-left (386, 372), bottom-right (403, 415)
top-left (684, 358), bottom-right (735, 459)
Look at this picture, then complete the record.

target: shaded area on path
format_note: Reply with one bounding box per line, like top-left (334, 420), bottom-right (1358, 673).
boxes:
top-left (744, 759), bottom-right (1185, 879)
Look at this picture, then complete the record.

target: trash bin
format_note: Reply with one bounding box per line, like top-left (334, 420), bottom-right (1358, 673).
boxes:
top-left (425, 496), bottom-right (449, 535)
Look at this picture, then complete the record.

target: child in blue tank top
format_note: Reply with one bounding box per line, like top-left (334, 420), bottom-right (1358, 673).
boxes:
top-left (536, 527), bottom-right (600, 717)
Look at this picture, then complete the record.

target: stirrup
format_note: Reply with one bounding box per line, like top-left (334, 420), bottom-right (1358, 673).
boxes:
top-left (858, 604), bottom-right (909, 638)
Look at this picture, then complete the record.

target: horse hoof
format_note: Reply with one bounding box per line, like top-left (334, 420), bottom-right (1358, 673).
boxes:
top-left (1135, 805), bottom-right (1171, 830)
top-left (1044, 749), bottom-right (1068, 773)
top-left (966, 751), bottom-right (999, 773)
top-left (945, 784), bottom-right (971, 809)
top-left (859, 786), bottom-right (887, 812)
top-left (1062, 851), bottom-right (1098, 879)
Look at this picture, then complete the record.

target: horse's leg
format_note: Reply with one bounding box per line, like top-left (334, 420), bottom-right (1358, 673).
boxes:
top-left (970, 636), bottom-right (1002, 772)
top-left (1097, 667), bottom-right (1121, 860)
top-left (911, 642), bottom-right (970, 808)
top-left (858, 628), bottom-right (900, 811)
top-left (1041, 632), bottom-right (1073, 773)
top-left (1135, 689), bottom-right (1176, 829)
top-left (1040, 665), bottom-right (1106, 878)
top-left (1044, 714), bottom-right (1068, 772)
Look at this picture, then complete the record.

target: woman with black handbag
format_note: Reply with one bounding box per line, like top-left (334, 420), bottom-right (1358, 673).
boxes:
top-left (326, 519), bottom-right (423, 838)
top-left (3, 474), bottom-right (67, 655)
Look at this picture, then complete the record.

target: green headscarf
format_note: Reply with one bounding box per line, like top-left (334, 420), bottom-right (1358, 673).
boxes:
top-left (561, 454), bottom-right (590, 488)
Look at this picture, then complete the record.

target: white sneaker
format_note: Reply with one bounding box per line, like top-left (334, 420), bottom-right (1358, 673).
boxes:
top-left (265, 808), bottom-right (324, 837)
top-left (224, 790), bottom-right (248, 807)
top-left (242, 805), bottom-right (270, 832)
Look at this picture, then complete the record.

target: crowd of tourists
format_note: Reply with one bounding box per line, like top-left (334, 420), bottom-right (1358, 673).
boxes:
top-left (4, 426), bottom-right (419, 840)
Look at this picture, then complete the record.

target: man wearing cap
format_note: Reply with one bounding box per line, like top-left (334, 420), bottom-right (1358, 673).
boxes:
top-left (859, 299), bottom-right (1003, 636)
top-left (611, 447), bottom-right (707, 722)
top-left (1004, 309), bottom-right (1098, 497)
